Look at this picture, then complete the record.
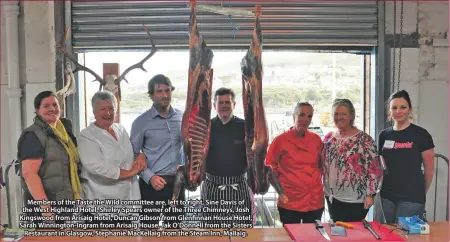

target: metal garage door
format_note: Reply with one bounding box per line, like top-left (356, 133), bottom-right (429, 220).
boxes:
top-left (70, 1), bottom-right (378, 51)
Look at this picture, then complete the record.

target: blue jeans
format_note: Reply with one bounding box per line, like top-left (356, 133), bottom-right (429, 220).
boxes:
top-left (381, 198), bottom-right (425, 224)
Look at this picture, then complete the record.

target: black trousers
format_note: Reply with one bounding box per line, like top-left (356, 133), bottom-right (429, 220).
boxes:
top-left (278, 206), bottom-right (324, 225)
top-left (200, 173), bottom-right (253, 228)
top-left (139, 176), bottom-right (185, 226)
top-left (325, 196), bottom-right (369, 222)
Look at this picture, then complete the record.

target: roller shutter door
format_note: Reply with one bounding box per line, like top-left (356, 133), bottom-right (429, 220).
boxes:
top-left (71, 1), bottom-right (378, 51)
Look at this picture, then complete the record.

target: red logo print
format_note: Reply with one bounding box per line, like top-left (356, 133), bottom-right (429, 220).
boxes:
top-left (394, 142), bottom-right (413, 149)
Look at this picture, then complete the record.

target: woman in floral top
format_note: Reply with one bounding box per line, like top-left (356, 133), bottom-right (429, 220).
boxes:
top-left (321, 99), bottom-right (383, 222)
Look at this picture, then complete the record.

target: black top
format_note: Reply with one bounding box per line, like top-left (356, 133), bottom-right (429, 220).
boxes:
top-left (18, 119), bottom-right (77, 161)
top-left (378, 124), bottom-right (434, 204)
top-left (18, 132), bottom-right (46, 160)
top-left (206, 116), bottom-right (247, 177)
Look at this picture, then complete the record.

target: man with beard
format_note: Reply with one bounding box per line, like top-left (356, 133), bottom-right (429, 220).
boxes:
top-left (130, 74), bottom-right (185, 227)
top-left (201, 87), bottom-right (254, 229)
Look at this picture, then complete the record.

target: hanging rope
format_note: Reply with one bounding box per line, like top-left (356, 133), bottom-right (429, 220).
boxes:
top-left (226, 0), bottom-right (240, 40)
top-left (197, 0), bottom-right (247, 40)
top-left (228, 15), bottom-right (240, 40)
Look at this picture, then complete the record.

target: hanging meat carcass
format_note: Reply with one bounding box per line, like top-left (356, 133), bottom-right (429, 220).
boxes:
top-left (172, 0), bottom-right (214, 201)
top-left (241, 5), bottom-right (288, 203)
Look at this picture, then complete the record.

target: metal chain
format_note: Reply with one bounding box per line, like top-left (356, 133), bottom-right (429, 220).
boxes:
top-left (391, 1), bottom-right (397, 93)
top-left (397, 0), bottom-right (404, 92)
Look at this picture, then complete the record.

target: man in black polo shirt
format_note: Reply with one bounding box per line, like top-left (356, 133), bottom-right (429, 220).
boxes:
top-left (200, 87), bottom-right (254, 229)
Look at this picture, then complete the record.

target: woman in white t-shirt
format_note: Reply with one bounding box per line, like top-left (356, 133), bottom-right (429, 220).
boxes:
top-left (78, 91), bottom-right (147, 227)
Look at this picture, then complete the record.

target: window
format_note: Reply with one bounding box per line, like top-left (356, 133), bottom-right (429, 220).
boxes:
top-left (80, 50), bottom-right (365, 227)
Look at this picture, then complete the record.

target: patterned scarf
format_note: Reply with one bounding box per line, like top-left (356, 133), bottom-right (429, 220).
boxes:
top-left (49, 119), bottom-right (82, 200)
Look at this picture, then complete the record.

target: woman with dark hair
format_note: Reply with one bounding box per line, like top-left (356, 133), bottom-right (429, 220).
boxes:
top-left (17, 91), bottom-right (81, 225)
top-left (321, 98), bottom-right (383, 222)
top-left (378, 90), bottom-right (435, 224)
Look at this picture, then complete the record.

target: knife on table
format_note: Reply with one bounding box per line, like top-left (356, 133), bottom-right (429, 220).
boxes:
top-left (362, 219), bottom-right (381, 240)
top-left (315, 220), bottom-right (331, 241)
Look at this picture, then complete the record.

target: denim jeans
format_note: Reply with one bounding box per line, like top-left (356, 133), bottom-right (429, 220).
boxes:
top-left (381, 198), bottom-right (425, 224)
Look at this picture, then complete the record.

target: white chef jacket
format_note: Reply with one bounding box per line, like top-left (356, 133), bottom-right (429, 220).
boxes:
top-left (78, 123), bottom-right (141, 217)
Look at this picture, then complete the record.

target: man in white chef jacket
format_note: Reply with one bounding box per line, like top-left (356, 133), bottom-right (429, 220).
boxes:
top-left (78, 91), bottom-right (147, 228)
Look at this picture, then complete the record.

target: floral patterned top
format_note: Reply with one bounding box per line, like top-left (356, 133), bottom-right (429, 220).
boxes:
top-left (321, 131), bottom-right (383, 203)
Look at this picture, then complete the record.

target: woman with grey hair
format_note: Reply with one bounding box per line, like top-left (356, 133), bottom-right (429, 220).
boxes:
top-left (266, 102), bottom-right (325, 225)
top-left (321, 98), bottom-right (383, 222)
top-left (77, 91), bottom-right (147, 227)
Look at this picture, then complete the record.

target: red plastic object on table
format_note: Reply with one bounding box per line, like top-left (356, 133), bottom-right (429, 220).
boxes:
top-left (284, 221), bottom-right (405, 241)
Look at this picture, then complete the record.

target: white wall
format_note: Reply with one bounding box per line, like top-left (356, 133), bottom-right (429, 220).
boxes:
top-left (386, 1), bottom-right (449, 222)
top-left (1, 1), bottom-right (56, 227)
top-left (22, 1), bottom-right (56, 127)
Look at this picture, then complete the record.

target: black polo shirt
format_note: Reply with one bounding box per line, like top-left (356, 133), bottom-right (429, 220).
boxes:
top-left (205, 116), bottom-right (247, 177)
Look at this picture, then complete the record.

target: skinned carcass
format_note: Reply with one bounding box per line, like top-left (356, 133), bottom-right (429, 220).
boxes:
top-left (172, 0), bottom-right (214, 201)
top-left (241, 5), bottom-right (288, 203)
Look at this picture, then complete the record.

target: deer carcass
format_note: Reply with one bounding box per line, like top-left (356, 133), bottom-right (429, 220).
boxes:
top-left (241, 5), bottom-right (287, 203)
top-left (172, 0), bottom-right (214, 200)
